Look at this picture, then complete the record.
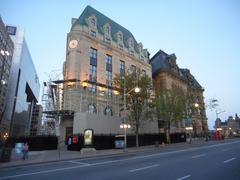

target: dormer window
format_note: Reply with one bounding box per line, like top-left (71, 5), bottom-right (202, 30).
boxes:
top-left (104, 23), bottom-right (111, 37)
top-left (90, 18), bottom-right (96, 27)
top-left (138, 43), bottom-right (143, 52)
top-left (117, 31), bottom-right (124, 50)
top-left (143, 49), bottom-right (148, 58)
top-left (128, 37), bottom-right (134, 49)
top-left (88, 15), bottom-right (97, 29)
top-left (88, 15), bottom-right (97, 38)
top-left (118, 32), bottom-right (123, 43)
top-left (106, 26), bottom-right (110, 36)
top-left (103, 23), bottom-right (111, 44)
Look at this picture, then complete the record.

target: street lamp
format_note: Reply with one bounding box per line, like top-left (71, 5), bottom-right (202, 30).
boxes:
top-left (134, 87), bottom-right (141, 93)
top-left (194, 103), bottom-right (199, 108)
top-left (186, 102), bottom-right (199, 136)
top-left (122, 86), bottom-right (141, 151)
top-left (120, 123), bottom-right (131, 151)
top-left (185, 126), bottom-right (193, 144)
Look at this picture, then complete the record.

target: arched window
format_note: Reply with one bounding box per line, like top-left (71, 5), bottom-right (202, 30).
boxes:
top-left (104, 106), bottom-right (113, 116)
top-left (88, 103), bottom-right (96, 114)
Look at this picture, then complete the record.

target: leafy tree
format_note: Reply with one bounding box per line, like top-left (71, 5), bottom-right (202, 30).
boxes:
top-left (113, 69), bottom-right (152, 147)
top-left (153, 87), bottom-right (187, 143)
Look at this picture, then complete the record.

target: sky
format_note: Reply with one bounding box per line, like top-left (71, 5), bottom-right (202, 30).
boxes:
top-left (1, 0), bottom-right (240, 129)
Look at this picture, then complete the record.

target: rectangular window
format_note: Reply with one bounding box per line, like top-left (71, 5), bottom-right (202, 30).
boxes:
top-left (0, 31), bottom-right (2, 41)
top-left (105, 71), bottom-right (112, 87)
top-left (105, 54), bottom-right (112, 72)
top-left (142, 69), bottom-right (146, 76)
top-left (120, 60), bottom-right (125, 77)
top-left (88, 84), bottom-right (97, 93)
top-left (106, 89), bottom-right (112, 97)
top-left (118, 44), bottom-right (123, 50)
top-left (129, 50), bottom-right (134, 56)
top-left (105, 55), bottom-right (112, 97)
top-left (89, 47), bottom-right (97, 66)
top-left (2, 39), bottom-right (6, 48)
top-left (90, 30), bottom-right (96, 37)
top-left (131, 65), bottom-right (136, 75)
top-left (105, 54), bottom-right (112, 65)
top-left (105, 37), bottom-right (111, 44)
top-left (89, 65), bottom-right (97, 82)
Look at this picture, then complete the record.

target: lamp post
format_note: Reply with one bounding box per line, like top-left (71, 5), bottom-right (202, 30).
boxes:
top-left (122, 85), bottom-right (140, 151)
top-left (186, 102), bottom-right (199, 138)
top-left (185, 126), bottom-right (193, 143)
top-left (120, 123), bottom-right (131, 151)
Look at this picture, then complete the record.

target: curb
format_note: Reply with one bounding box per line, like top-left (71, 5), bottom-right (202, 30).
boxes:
top-left (0, 139), bottom-right (233, 169)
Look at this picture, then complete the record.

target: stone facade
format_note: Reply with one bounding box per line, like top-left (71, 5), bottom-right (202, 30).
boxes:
top-left (150, 50), bottom-right (208, 135)
top-left (215, 114), bottom-right (240, 137)
top-left (61, 6), bottom-right (156, 141)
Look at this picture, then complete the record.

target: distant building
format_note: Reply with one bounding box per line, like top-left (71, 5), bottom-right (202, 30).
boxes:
top-left (60, 6), bottom-right (156, 142)
top-left (215, 114), bottom-right (240, 137)
top-left (150, 50), bottom-right (208, 135)
top-left (4, 26), bottom-right (40, 137)
top-left (0, 17), bottom-right (14, 141)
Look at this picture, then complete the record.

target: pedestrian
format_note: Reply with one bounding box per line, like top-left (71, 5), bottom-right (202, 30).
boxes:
top-left (22, 142), bottom-right (29, 160)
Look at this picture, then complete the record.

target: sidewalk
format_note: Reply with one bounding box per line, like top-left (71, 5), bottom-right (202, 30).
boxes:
top-left (0, 138), bottom-right (215, 168)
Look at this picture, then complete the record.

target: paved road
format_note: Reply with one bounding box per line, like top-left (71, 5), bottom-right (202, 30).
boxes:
top-left (0, 139), bottom-right (240, 180)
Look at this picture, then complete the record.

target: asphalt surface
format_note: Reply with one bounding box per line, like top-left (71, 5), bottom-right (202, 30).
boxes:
top-left (0, 139), bottom-right (239, 180)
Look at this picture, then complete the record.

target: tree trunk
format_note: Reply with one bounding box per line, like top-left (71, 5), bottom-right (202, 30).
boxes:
top-left (136, 123), bottom-right (139, 147)
top-left (166, 122), bottom-right (171, 144)
top-left (166, 115), bottom-right (173, 144)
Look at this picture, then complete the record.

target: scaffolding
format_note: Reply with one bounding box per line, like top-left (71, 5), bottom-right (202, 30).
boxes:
top-left (41, 77), bottom-right (76, 135)
top-left (41, 72), bottom-right (122, 136)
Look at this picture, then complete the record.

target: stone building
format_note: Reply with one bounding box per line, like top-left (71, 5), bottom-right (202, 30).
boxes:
top-left (150, 50), bottom-right (208, 135)
top-left (215, 114), bottom-right (240, 137)
top-left (60, 6), bottom-right (157, 142)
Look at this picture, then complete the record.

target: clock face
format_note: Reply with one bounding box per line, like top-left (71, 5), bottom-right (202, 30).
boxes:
top-left (69, 40), bottom-right (78, 49)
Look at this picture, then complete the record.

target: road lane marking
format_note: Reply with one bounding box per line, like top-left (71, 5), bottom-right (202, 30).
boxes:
top-left (191, 154), bottom-right (206, 159)
top-left (223, 158), bottom-right (236, 163)
top-left (67, 161), bottom-right (91, 165)
top-left (1, 140), bottom-right (239, 179)
top-left (0, 161), bottom-right (70, 170)
top-left (0, 164), bottom-right (90, 179)
top-left (91, 160), bottom-right (115, 166)
top-left (129, 164), bottom-right (160, 172)
top-left (176, 174), bottom-right (191, 180)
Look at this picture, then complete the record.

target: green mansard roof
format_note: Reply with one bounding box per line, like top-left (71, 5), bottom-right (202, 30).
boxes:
top-left (72, 5), bottom-right (140, 52)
